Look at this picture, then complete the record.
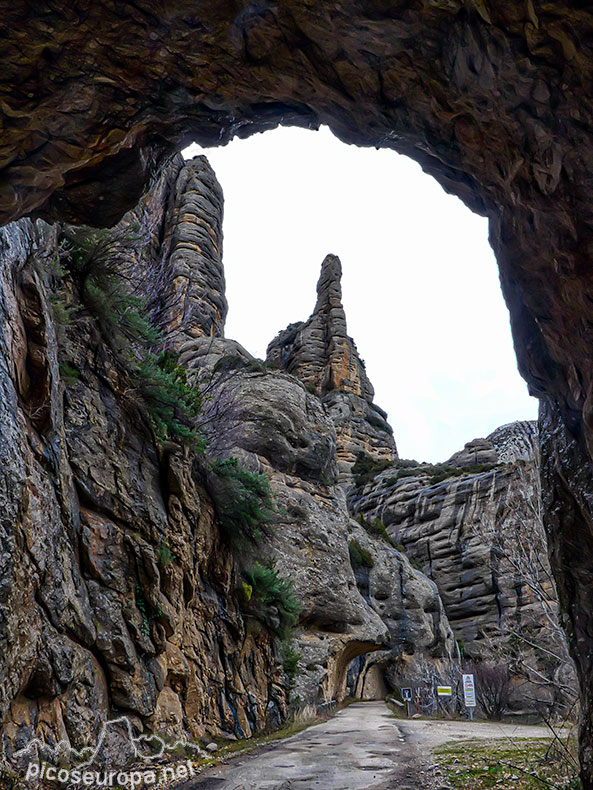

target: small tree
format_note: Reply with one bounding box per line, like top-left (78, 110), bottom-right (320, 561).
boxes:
top-left (468, 661), bottom-right (511, 720)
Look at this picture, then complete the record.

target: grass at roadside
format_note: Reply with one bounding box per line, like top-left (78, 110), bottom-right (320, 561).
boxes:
top-left (211, 711), bottom-right (324, 759)
top-left (167, 706), bottom-right (331, 786)
top-left (434, 738), bottom-right (580, 789)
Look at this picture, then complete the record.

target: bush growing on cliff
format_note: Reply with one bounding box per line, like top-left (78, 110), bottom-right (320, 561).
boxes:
top-left (352, 452), bottom-right (391, 490)
top-left (157, 537), bottom-right (175, 568)
top-left (62, 225), bottom-right (162, 350)
top-left (394, 458), bottom-right (420, 468)
top-left (208, 458), bottom-right (276, 544)
top-left (242, 562), bottom-right (301, 640)
top-left (358, 515), bottom-right (397, 548)
top-left (282, 641), bottom-right (302, 686)
top-left (59, 227), bottom-right (206, 448)
top-left (348, 539), bottom-right (374, 570)
top-left (59, 362), bottom-right (80, 386)
top-left (136, 351), bottom-right (205, 447)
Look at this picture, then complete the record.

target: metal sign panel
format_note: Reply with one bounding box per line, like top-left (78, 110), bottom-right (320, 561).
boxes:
top-left (463, 673), bottom-right (476, 707)
top-left (401, 688), bottom-right (412, 701)
top-left (436, 685), bottom-right (452, 696)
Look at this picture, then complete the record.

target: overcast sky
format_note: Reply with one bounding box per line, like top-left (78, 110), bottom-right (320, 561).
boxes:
top-left (184, 126), bottom-right (537, 463)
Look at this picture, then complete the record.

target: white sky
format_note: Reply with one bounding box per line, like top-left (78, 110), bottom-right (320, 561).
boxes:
top-left (184, 126), bottom-right (537, 463)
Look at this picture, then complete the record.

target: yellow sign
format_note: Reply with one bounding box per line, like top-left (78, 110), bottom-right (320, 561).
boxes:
top-left (437, 686), bottom-right (452, 696)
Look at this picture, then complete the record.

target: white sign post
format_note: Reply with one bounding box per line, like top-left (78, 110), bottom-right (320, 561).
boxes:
top-left (463, 673), bottom-right (476, 720)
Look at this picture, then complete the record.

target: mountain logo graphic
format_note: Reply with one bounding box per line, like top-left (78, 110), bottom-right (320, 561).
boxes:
top-left (12, 715), bottom-right (206, 770)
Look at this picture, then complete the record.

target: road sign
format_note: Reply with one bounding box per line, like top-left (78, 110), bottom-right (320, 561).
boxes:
top-left (462, 674), bottom-right (476, 707)
top-left (401, 688), bottom-right (412, 701)
top-left (436, 686), bottom-right (452, 696)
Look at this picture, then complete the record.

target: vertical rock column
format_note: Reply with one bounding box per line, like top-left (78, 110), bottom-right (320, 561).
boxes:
top-left (267, 254), bottom-right (397, 483)
top-left (125, 153), bottom-right (227, 347)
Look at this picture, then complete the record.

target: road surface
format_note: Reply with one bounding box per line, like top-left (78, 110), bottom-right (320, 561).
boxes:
top-left (179, 701), bottom-right (555, 790)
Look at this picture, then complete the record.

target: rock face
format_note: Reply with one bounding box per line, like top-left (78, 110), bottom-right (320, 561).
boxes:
top-left (7, 5), bottom-right (593, 782)
top-left (125, 153), bottom-right (227, 344)
top-left (0, 155), bottom-right (458, 777)
top-left (267, 254), bottom-right (397, 483)
top-left (350, 421), bottom-right (576, 712)
top-left (0, 162), bottom-right (283, 772)
top-left (175, 336), bottom-right (454, 707)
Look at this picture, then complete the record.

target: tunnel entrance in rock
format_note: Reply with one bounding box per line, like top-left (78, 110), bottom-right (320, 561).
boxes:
top-left (184, 125), bottom-right (537, 466)
top-left (345, 654), bottom-right (389, 701)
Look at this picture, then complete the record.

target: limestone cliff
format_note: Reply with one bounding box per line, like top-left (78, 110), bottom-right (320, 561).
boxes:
top-left (350, 421), bottom-right (576, 712)
top-left (175, 338), bottom-right (455, 707)
top-left (0, 158), bottom-right (283, 774)
top-left (7, 4), bottom-right (593, 782)
top-left (0, 155), bottom-right (457, 778)
top-left (267, 254), bottom-right (397, 483)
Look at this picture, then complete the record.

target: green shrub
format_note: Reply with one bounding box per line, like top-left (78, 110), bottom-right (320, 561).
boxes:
top-left (409, 556), bottom-right (423, 571)
top-left (358, 515), bottom-right (397, 548)
top-left (50, 293), bottom-right (74, 327)
top-left (157, 538), bottom-right (175, 568)
top-left (136, 351), bottom-right (205, 448)
top-left (59, 361), bottom-right (80, 386)
top-left (352, 452), bottom-right (391, 490)
top-left (208, 458), bottom-right (275, 544)
top-left (63, 226), bottom-right (161, 351)
top-left (60, 227), bottom-right (205, 449)
top-left (372, 519), bottom-right (396, 546)
top-left (135, 583), bottom-right (150, 638)
top-left (397, 469), bottom-right (420, 478)
top-left (243, 562), bottom-right (301, 639)
top-left (282, 641), bottom-right (302, 685)
top-left (320, 469), bottom-right (338, 487)
top-left (348, 539), bottom-right (374, 570)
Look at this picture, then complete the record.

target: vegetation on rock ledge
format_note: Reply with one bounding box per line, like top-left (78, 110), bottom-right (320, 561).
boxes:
top-left (48, 225), bottom-right (207, 449)
top-left (348, 539), bottom-right (375, 570)
top-left (241, 562), bottom-right (301, 641)
top-left (207, 458), bottom-right (276, 545)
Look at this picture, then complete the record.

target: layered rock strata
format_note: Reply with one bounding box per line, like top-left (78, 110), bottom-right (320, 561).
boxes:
top-left (5, 5), bottom-right (593, 780)
top-left (267, 254), bottom-right (397, 483)
top-left (124, 153), bottom-right (227, 344)
top-left (0, 156), bottom-right (456, 776)
top-left (175, 335), bottom-right (455, 707)
top-left (0, 223), bottom-right (285, 770)
top-left (350, 421), bottom-right (575, 712)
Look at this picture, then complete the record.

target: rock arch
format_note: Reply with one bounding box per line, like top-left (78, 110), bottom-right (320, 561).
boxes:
top-left (4, 2), bottom-right (593, 784)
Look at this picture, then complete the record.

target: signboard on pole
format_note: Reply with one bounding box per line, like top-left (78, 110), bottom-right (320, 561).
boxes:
top-left (463, 674), bottom-right (476, 707)
top-left (436, 686), bottom-right (452, 697)
top-left (401, 688), bottom-right (412, 701)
